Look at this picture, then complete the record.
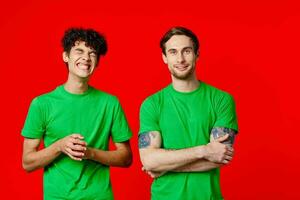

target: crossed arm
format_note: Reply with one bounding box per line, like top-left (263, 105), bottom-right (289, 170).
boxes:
top-left (138, 127), bottom-right (236, 177)
top-left (22, 134), bottom-right (132, 172)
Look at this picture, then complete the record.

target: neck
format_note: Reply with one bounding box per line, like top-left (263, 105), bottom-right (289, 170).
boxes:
top-left (64, 74), bottom-right (89, 94)
top-left (171, 74), bottom-right (200, 92)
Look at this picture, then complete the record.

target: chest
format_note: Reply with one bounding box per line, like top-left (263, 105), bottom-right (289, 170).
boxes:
top-left (43, 98), bottom-right (114, 146)
top-left (159, 95), bottom-right (216, 148)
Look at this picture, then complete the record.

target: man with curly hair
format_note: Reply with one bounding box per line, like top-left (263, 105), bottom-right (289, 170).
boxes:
top-left (22, 28), bottom-right (132, 200)
top-left (138, 27), bottom-right (238, 200)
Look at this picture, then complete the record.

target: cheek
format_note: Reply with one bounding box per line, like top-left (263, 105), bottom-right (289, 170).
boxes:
top-left (186, 56), bottom-right (196, 63)
top-left (92, 58), bottom-right (98, 66)
top-left (167, 57), bottom-right (176, 64)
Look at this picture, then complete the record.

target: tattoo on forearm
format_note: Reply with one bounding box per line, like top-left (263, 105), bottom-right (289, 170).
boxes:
top-left (139, 132), bottom-right (151, 149)
top-left (211, 127), bottom-right (237, 145)
top-left (150, 132), bottom-right (156, 138)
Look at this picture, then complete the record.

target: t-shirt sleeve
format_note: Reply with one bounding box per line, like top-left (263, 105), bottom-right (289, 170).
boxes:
top-left (22, 97), bottom-right (45, 139)
top-left (213, 93), bottom-right (238, 132)
top-left (139, 97), bottom-right (161, 134)
top-left (111, 99), bottom-right (132, 143)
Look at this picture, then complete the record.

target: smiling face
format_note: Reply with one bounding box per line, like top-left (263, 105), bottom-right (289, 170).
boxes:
top-left (162, 35), bottom-right (198, 80)
top-left (63, 41), bottom-right (98, 80)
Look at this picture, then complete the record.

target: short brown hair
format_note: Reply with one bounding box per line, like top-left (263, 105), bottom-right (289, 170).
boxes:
top-left (160, 27), bottom-right (199, 55)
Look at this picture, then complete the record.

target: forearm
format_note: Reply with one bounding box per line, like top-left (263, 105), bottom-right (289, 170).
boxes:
top-left (22, 141), bottom-right (61, 172)
top-left (172, 159), bottom-right (222, 172)
top-left (140, 146), bottom-right (207, 172)
top-left (85, 147), bottom-right (132, 167)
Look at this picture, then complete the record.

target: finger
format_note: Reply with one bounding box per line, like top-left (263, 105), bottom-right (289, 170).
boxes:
top-left (65, 147), bottom-right (74, 155)
top-left (66, 147), bottom-right (84, 157)
top-left (65, 151), bottom-right (82, 161)
top-left (142, 166), bottom-right (145, 171)
top-left (150, 174), bottom-right (156, 178)
top-left (71, 150), bottom-right (85, 157)
top-left (224, 155), bottom-right (233, 161)
top-left (70, 138), bottom-right (87, 146)
top-left (222, 159), bottom-right (229, 164)
top-left (226, 146), bottom-right (234, 152)
top-left (226, 149), bottom-right (234, 157)
top-left (225, 149), bottom-right (234, 156)
top-left (71, 134), bottom-right (84, 139)
top-left (71, 144), bottom-right (87, 151)
top-left (148, 171), bottom-right (156, 178)
top-left (215, 134), bottom-right (229, 143)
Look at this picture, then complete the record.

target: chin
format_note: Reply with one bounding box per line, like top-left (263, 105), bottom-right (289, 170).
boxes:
top-left (76, 74), bottom-right (90, 79)
top-left (172, 71), bottom-right (191, 80)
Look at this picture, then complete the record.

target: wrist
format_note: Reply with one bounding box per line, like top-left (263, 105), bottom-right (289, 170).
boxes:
top-left (52, 139), bottom-right (63, 155)
top-left (84, 147), bottom-right (94, 160)
top-left (195, 145), bottom-right (208, 159)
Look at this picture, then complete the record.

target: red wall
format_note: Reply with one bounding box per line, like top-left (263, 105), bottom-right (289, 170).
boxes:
top-left (1, 0), bottom-right (299, 199)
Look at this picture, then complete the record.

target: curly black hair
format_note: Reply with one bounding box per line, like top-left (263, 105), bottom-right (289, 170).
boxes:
top-left (62, 28), bottom-right (107, 60)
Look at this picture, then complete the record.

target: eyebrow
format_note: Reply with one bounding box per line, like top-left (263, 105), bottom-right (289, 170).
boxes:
top-left (182, 47), bottom-right (193, 51)
top-left (167, 48), bottom-right (177, 52)
top-left (74, 48), bottom-right (84, 52)
top-left (167, 46), bottom-right (193, 52)
top-left (74, 48), bottom-right (97, 54)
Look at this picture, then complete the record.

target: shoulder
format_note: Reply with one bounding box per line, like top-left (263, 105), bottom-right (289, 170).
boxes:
top-left (89, 87), bottom-right (123, 111)
top-left (141, 85), bottom-right (170, 106)
top-left (90, 87), bottom-right (119, 101)
top-left (202, 82), bottom-right (234, 100)
top-left (202, 83), bottom-right (235, 111)
top-left (30, 86), bottom-right (59, 106)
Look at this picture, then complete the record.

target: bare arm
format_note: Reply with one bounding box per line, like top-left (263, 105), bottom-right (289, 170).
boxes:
top-left (22, 134), bottom-right (87, 172)
top-left (22, 138), bottom-right (60, 172)
top-left (139, 131), bottom-right (206, 172)
top-left (138, 131), bottom-right (232, 172)
top-left (171, 127), bottom-right (237, 173)
top-left (172, 127), bottom-right (237, 173)
top-left (84, 141), bottom-right (132, 167)
top-left (173, 160), bottom-right (222, 172)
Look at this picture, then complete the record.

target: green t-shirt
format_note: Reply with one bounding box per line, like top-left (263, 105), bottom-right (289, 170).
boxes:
top-left (139, 82), bottom-right (238, 200)
top-left (22, 85), bottom-right (132, 200)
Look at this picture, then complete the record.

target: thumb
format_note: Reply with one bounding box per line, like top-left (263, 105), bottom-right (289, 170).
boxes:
top-left (215, 134), bottom-right (229, 143)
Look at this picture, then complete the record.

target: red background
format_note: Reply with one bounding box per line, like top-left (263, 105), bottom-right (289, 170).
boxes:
top-left (1, 0), bottom-right (299, 199)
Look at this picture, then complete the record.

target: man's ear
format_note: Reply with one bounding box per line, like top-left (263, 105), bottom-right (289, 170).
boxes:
top-left (62, 52), bottom-right (69, 63)
top-left (162, 53), bottom-right (167, 64)
top-left (196, 51), bottom-right (200, 61)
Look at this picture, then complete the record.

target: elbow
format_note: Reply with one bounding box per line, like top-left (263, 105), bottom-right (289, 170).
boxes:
top-left (140, 149), bottom-right (164, 171)
top-left (142, 162), bottom-right (157, 171)
top-left (22, 161), bottom-right (35, 173)
top-left (122, 157), bottom-right (132, 168)
top-left (22, 157), bottom-right (37, 173)
top-left (120, 152), bottom-right (132, 168)
top-left (141, 155), bottom-right (159, 171)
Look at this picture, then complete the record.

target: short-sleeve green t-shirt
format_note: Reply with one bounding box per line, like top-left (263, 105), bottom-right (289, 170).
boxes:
top-left (22, 85), bottom-right (132, 200)
top-left (139, 82), bottom-right (238, 200)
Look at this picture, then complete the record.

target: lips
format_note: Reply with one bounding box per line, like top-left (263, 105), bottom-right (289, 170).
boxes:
top-left (76, 63), bottom-right (91, 70)
top-left (174, 64), bottom-right (189, 71)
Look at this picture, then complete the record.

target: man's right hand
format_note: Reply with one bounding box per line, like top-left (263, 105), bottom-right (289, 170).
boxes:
top-left (203, 134), bottom-right (234, 164)
top-left (56, 134), bottom-right (87, 161)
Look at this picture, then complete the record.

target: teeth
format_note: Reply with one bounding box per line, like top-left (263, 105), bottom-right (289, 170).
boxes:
top-left (176, 66), bottom-right (188, 70)
top-left (77, 63), bottom-right (90, 70)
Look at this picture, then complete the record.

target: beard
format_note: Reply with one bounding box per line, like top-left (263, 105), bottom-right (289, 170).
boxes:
top-left (169, 65), bottom-right (195, 80)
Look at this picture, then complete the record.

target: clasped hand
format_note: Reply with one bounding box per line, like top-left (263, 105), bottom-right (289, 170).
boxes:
top-left (57, 134), bottom-right (87, 161)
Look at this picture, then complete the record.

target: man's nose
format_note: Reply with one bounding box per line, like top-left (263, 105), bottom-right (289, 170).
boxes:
top-left (82, 52), bottom-right (91, 61)
top-left (177, 53), bottom-right (185, 63)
